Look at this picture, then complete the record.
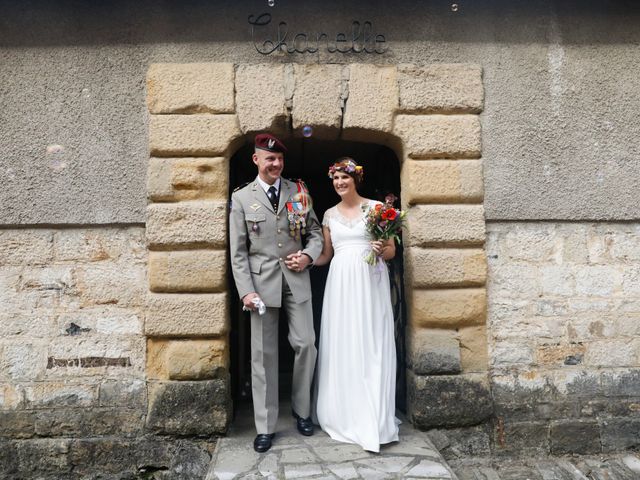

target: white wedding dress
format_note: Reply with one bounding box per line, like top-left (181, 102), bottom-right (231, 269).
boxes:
top-left (315, 201), bottom-right (400, 452)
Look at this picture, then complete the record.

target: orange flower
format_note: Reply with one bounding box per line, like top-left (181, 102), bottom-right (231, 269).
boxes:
top-left (375, 204), bottom-right (382, 212)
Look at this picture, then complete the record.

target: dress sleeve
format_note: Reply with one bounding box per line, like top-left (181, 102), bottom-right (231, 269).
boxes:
top-left (322, 207), bottom-right (333, 228)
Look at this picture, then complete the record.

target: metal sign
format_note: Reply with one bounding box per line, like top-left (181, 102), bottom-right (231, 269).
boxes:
top-left (248, 13), bottom-right (387, 55)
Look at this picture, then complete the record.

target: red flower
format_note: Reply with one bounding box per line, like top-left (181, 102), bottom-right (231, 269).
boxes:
top-left (385, 209), bottom-right (398, 221)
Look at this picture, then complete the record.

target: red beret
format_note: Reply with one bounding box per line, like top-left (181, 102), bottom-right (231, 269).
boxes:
top-left (255, 133), bottom-right (287, 153)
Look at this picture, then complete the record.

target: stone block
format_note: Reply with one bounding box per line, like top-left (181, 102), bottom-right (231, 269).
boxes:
top-left (550, 420), bottom-right (601, 455)
top-left (408, 372), bottom-right (493, 428)
top-left (491, 340), bottom-right (535, 368)
top-left (459, 325), bottom-right (488, 373)
top-left (398, 64), bottom-right (483, 113)
top-left (23, 383), bottom-right (97, 409)
top-left (409, 247), bottom-right (486, 287)
top-left (98, 380), bottom-right (146, 409)
top-left (53, 227), bottom-right (146, 263)
top-left (291, 64), bottom-right (345, 139)
top-left (406, 205), bottom-right (485, 247)
top-left (0, 411), bottom-right (36, 438)
top-left (15, 439), bottom-right (73, 475)
top-left (147, 157), bottom-right (228, 202)
top-left (342, 64), bottom-right (398, 142)
top-left (403, 159), bottom-right (483, 204)
top-left (394, 114), bottom-right (481, 159)
top-left (146, 293), bottom-right (229, 337)
top-left (0, 230), bottom-right (53, 266)
top-left (0, 383), bottom-right (23, 409)
top-left (148, 250), bottom-right (226, 293)
top-left (146, 201), bottom-right (227, 249)
top-left (146, 379), bottom-right (231, 435)
top-left (147, 338), bottom-right (228, 380)
top-left (147, 63), bottom-right (235, 114)
top-left (0, 342), bottom-right (48, 381)
top-left (35, 408), bottom-right (144, 437)
top-left (585, 339), bottom-right (639, 367)
top-left (493, 420), bottom-right (549, 455)
top-left (236, 64), bottom-right (288, 134)
top-left (407, 328), bottom-right (461, 375)
top-left (575, 265), bottom-right (623, 296)
top-left (601, 369), bottom-right (640, 396)
top-left (149, 114), bottom-right (242, 157)
top-left (75, 262), bottom-right (146, 307)
top-left (536, 343), bottom-right (586, 367)
top-left (601, 418), bottom-right (640, 452)
top-left (411, 288), bottom-right (486, 328)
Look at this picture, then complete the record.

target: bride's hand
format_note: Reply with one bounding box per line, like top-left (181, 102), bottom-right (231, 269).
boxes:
top-left (370, 240), bottom-right (384, 255)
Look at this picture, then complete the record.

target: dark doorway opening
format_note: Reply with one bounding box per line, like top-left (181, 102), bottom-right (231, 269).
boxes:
top-left (227, 137), bottom-right (407, 418)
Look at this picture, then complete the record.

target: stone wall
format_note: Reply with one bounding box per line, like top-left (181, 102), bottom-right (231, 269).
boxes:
top-left (487, 222), bottom-right (640, 454)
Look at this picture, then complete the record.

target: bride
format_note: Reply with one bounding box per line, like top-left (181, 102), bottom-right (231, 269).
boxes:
top-left (312, 157), bottom-right (400, 452)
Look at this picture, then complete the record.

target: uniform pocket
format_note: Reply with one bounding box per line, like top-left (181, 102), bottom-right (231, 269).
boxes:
top-left (249, 257), bottom-right (262, 274)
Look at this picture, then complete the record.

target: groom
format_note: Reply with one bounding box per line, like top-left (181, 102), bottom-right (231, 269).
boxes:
top-left (229, 133), bottom-right (323, 453)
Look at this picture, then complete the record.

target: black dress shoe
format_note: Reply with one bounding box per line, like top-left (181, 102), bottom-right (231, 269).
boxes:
top-left (292, 410), bottom-right (314, 436)
top-left (253, 433), bottom-right (275, 453)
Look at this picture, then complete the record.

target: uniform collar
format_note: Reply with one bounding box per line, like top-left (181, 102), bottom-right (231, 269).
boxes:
top-left (256, 176), bottom-right (281, 194)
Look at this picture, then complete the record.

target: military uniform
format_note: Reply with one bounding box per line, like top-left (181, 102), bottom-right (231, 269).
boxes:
top-left (229, 159), bottom-right (323, 435)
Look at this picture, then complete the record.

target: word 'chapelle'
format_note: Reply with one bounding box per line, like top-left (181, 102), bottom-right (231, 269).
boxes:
top-left (248, 13), bottom-right (387, 55)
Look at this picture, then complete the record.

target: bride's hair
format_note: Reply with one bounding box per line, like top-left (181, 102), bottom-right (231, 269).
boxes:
top-left (328, 157), bottom-right (364, 186)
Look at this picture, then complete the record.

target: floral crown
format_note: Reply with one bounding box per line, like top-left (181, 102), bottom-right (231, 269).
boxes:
top-left (327, 159), bottom-right (364, 181)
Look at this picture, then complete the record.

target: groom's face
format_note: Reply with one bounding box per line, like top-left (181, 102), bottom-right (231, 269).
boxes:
top-left (253, 149), bottom-right (284, 185)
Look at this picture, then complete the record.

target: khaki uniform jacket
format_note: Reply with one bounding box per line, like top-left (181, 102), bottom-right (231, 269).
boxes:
top-left (229, 176), bottom-right (323, 307)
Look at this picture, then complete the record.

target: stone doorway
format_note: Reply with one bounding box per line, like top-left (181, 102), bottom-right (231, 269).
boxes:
top-left (227, 137), bottom-right (406, 412)
top-left (144, 62), bottom-right (491, 436)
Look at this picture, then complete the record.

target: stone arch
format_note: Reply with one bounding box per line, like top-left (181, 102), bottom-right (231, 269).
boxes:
top-left (143, 62), bottom-right (491, 435)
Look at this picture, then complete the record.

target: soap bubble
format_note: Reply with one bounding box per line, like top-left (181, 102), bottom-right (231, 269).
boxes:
top-left (302, 125), bottom-right (313, 138)
top-left (268, 0), bottom-right (275, 6)
top-left (46, 144), bottom-right (67, 171)
top-left (451, 3), bottom-right (459, 11)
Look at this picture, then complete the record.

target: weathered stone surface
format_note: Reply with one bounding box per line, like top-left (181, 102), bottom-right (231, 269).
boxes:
top-left (292, 64), bottom-right (345, 139)
top-left (407, 205), bottom-right (485, 247)
top-left (23, 383), bottom-right (97, 409)
top-left (35, 407), bottom-right (144, 437)
top-left (398, 64), bottom-right (483, 113)
top-left (492, 421), bottom-right (550, 455)
top-left (408, 372), bottom-right (493, 428)
top-left (550, 419), bottom-right (601, 455)
top-left (0, 342), bottom-right (48, 381)
top-left (601, 418), bottom-right (640, 452)
top-left (69, 436), bottom-right (213, 479)
top-left (236, 64), bottom-right (288, 135)
top-left (0, 411), bottom-right (36, 438)
top-left (149, 114), bottom-right (242, 157)
top-left (146, 201), bottom-right (227, 249)
top-left (459, 325), bottom-right (488, 373)
top-left (15, 438), bottom-right (73, 476)
top-left (0, 230), bottom-right (53, 266)
top-left (53, 227), bottom-right (146, 263)
top-left (147, 338), bottom-right (228, 380)
top-left (409, 247), bottom-right (486, 287)
top-left (75, 261), bottom-right (147, 307)
top-left (536, 343), bottom-right (587, 367)
top-left (146, 379), bottom-right (231, 435)
top-left (147, 157), bottom-right (228, 201)
top-left (147, 63), bottom-right (235, 114)
top-left (403, 159), bottom-right (483, 204)
top-left (148, 250), bottom-right (226, 293)
top-left (98, 379), bottom-right (146, 409)
top-left (0, 383), bottom-right (23, 409)
top-left (407, 328), bottom-right (461, 375)
top-left (146, 292), bottom-right (229, 336)
top-left (411, 288), bottom-right (486, 328)
top-left (342, 64), bottom-right (398, 142)
top-left (395, 114), bottom-right (481, 159)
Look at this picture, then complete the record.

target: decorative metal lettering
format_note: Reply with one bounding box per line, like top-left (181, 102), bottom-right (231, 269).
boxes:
top-left (248, 13), bottom-right (387, 55)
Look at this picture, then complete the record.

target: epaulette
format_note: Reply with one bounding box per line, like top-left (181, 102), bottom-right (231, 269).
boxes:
top-left (233, 181), bottom-right (251, 193)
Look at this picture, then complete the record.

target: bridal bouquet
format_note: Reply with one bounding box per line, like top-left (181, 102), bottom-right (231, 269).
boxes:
top-left (363, 194), bottom-right (407, 265)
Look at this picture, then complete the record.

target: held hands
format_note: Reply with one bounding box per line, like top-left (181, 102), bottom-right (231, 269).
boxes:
top-left (370, 240), bottom-right (384, 256)
top-left (285, 250), bottom-right (311, 273)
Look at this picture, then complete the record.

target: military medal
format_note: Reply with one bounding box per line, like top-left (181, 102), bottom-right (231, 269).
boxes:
top-left (251, 222), bottom-right (260, 233)
top-left (286, 179), bottom-right (311, 240)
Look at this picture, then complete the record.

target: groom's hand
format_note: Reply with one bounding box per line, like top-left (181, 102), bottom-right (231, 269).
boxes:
top-left (285, 250), bottom-right (310, 272)
top-left (242, 292), bottom-right (260, 311)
